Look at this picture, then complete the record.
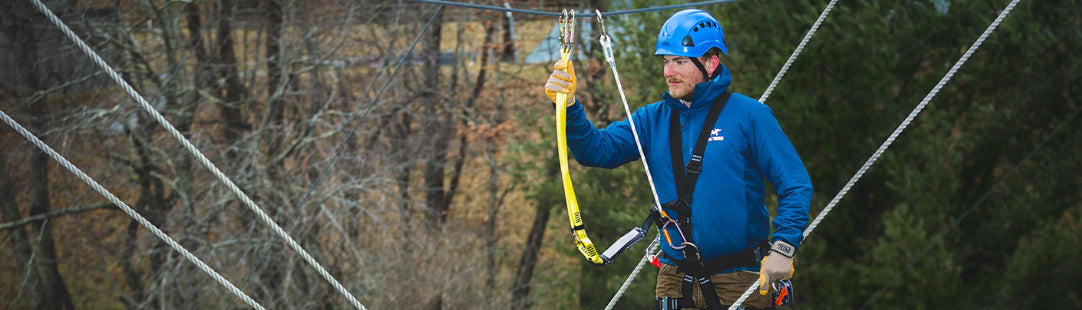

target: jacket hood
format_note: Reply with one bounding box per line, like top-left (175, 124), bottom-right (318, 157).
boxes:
top-left (663, 63), bottom-right (733, 112)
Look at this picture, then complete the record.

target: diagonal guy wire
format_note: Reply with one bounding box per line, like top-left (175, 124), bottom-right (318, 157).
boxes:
top-left (0, 110), bottom-right (266, 310)
top-left (28, 0), bottom-right (367, 308)
top-left (758, 0), bottom-right (838, 103)
top-left (859, 104), bottom-right (1081, 309)
top-left (729, 0), bottom-right (1023, 308)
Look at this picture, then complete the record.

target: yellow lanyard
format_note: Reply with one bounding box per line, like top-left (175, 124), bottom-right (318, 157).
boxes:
top-left (554, 10), bottom-right (604, 265)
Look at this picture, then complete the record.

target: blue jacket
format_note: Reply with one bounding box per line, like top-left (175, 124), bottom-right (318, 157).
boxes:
top-left (564, 65), bottom-right (812, 270)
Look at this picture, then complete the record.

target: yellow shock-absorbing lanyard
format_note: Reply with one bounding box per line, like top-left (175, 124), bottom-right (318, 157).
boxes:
top-left (554, 10), bottom-right (604, 265)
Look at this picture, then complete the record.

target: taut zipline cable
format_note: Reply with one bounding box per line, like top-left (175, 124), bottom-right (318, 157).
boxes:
top-left (28, 0), bottom-right (366, 308)
top-left (729, 0), bottom-right (1023, 308)
top-left (0, 111), bottom-right (266, 310)
top-left (408, 0), bottom-right (742, 17)
top-left (758, 0), bottom-right (838, 103)
top-left (859, 104), bottom-right (1082, 310)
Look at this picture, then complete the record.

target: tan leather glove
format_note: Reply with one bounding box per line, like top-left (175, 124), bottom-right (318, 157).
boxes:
top-left (759, 253), bottom-right (794, 295)
top-left (544, 59), bottom-right (577, 107)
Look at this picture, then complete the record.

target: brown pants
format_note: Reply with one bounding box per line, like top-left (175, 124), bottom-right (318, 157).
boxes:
top-left (656, 263), bottom-right (773, 309)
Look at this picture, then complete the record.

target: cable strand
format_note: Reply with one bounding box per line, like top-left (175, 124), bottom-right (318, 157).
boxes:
top-left (859, 103), bottom-right (1081, 309)
top-left (605, 237), bottom-right (659, 310)
top-left (758, 0), bottom-right (838, 103)
top-left (407, 0), bottom-right (742, 17)
top-left (27, 0), bottom-right (366, 308)
top-left (0, 110), bottom-right (266, 310)
top-left (729, 0), bottom-right (1023, 308)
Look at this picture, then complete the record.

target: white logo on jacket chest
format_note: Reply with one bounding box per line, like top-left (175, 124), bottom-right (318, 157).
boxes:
top-left (709, 128), bottom-right (724, 141)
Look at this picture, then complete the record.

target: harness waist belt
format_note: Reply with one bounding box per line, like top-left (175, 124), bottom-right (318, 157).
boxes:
top-left (665, 240), bottom-right (769, 275)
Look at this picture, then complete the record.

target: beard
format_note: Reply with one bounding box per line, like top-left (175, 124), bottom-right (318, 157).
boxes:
top-left (667, 79), bottom-right (697, 101)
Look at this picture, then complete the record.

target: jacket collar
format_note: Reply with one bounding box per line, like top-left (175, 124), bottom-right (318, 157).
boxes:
top-left (663, 64), bottom-right (732, 112)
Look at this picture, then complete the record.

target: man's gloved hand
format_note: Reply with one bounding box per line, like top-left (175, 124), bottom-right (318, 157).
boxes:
top-left (759, 253), bottom-right (794, 295)
top-left (544, 59), bottom-right (577, 107)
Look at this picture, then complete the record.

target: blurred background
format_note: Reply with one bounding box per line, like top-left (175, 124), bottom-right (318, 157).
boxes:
top-left (1, 0), bottom-right (1079, 309)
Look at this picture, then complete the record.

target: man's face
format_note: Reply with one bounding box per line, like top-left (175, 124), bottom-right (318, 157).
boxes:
top-left (662, 55), bottom-right (707, 101)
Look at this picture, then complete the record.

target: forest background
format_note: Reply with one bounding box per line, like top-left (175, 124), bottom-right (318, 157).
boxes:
top-left (1, 0), bottom-right (1079, 309)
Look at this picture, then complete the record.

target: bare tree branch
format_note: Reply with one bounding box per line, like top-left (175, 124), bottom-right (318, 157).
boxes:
top-left (0, 203), bottom-right (116, 232)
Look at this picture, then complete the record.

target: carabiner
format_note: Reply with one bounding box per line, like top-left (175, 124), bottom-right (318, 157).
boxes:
top-left (595, 9), bottom-right (608, 38)
top-left (559, 9), bottom-right (575, 53)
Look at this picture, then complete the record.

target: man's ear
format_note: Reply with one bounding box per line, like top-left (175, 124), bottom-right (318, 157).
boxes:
top-left (705, 55), bottom-right (721, 77)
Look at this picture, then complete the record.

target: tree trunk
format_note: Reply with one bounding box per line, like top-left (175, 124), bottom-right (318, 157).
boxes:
top-left (26, 89), bottom-right (77, 310)
top-left (442, 14), bottom-right (496, 227)
top-left (262, 0), bottom-right (286, 161)
top-left (0, 143), bottom-right (47, 309)
top-left (510, 198), bottom-right (556, 310)
top-left (395, 108), bottom-right (415, 230)
top-left (421, 7), bottom-right (449, 232)
top-left (213, 0), bottom-right (250, 162)
top-left (485, 30), bottom-right (510, 291)
top-left (0, 2), bottom-right (75, 308)
top-left (511, 152), bottom-right (560, 310)
top-left (501, 8), bottom-right (516, 62)
top-left (0, 3), bottom-right (47, 308)
top-left (255, 0), bottom-right (287, 302)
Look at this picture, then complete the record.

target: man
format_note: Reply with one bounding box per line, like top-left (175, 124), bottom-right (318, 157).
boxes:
top-left (543, 9), bottom-right (812, 310)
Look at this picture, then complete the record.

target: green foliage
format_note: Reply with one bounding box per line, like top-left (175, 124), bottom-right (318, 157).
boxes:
top-left (1000, 205), bottom-right (1082, 308)
top-left (734, 0), bottom-right (1082, 308)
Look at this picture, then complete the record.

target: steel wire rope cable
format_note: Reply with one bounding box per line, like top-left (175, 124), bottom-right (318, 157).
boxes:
top-left (757, 0), bottom-right (838, 103)
top-left (229, 5), bottom-right (446, 308)
top-left (607, 238), bottom-right (660, 310)
top-left (729, 0), bottom-right (1024, 308)
top-left (408, 0), bottom-right (742, 18)
top-left (591, 11), bottom-right (668, 309)
top-left (858, 104), bottom-right (1082, 309)
top-left (0, 111), bottom-right (267, 310)
top-left (27, 0), bottom-right (367, 308)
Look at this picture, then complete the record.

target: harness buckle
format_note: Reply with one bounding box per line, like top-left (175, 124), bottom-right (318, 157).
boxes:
top-left (686, 154), bottom-right (704, 174)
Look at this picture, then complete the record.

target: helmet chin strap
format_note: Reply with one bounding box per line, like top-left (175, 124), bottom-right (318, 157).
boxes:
top-left (689, 56), bottom-right (720, 81)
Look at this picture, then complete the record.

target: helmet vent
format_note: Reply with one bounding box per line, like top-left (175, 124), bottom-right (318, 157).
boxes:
top-left (682, 35), bottom-right (695, 47)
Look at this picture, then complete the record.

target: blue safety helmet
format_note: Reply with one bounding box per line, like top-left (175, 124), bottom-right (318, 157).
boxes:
top-left (654, 9), bottom-right (727, 57)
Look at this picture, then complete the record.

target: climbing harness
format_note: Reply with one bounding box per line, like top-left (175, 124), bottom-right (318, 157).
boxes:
top-left (658, 91), bottom-right (763, 310)
top-left (596, 11), bottom-right (770, 309)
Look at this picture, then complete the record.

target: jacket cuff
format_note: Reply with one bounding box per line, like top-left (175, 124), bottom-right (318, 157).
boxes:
top-left (770, 240), bottom-right (797, 258)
